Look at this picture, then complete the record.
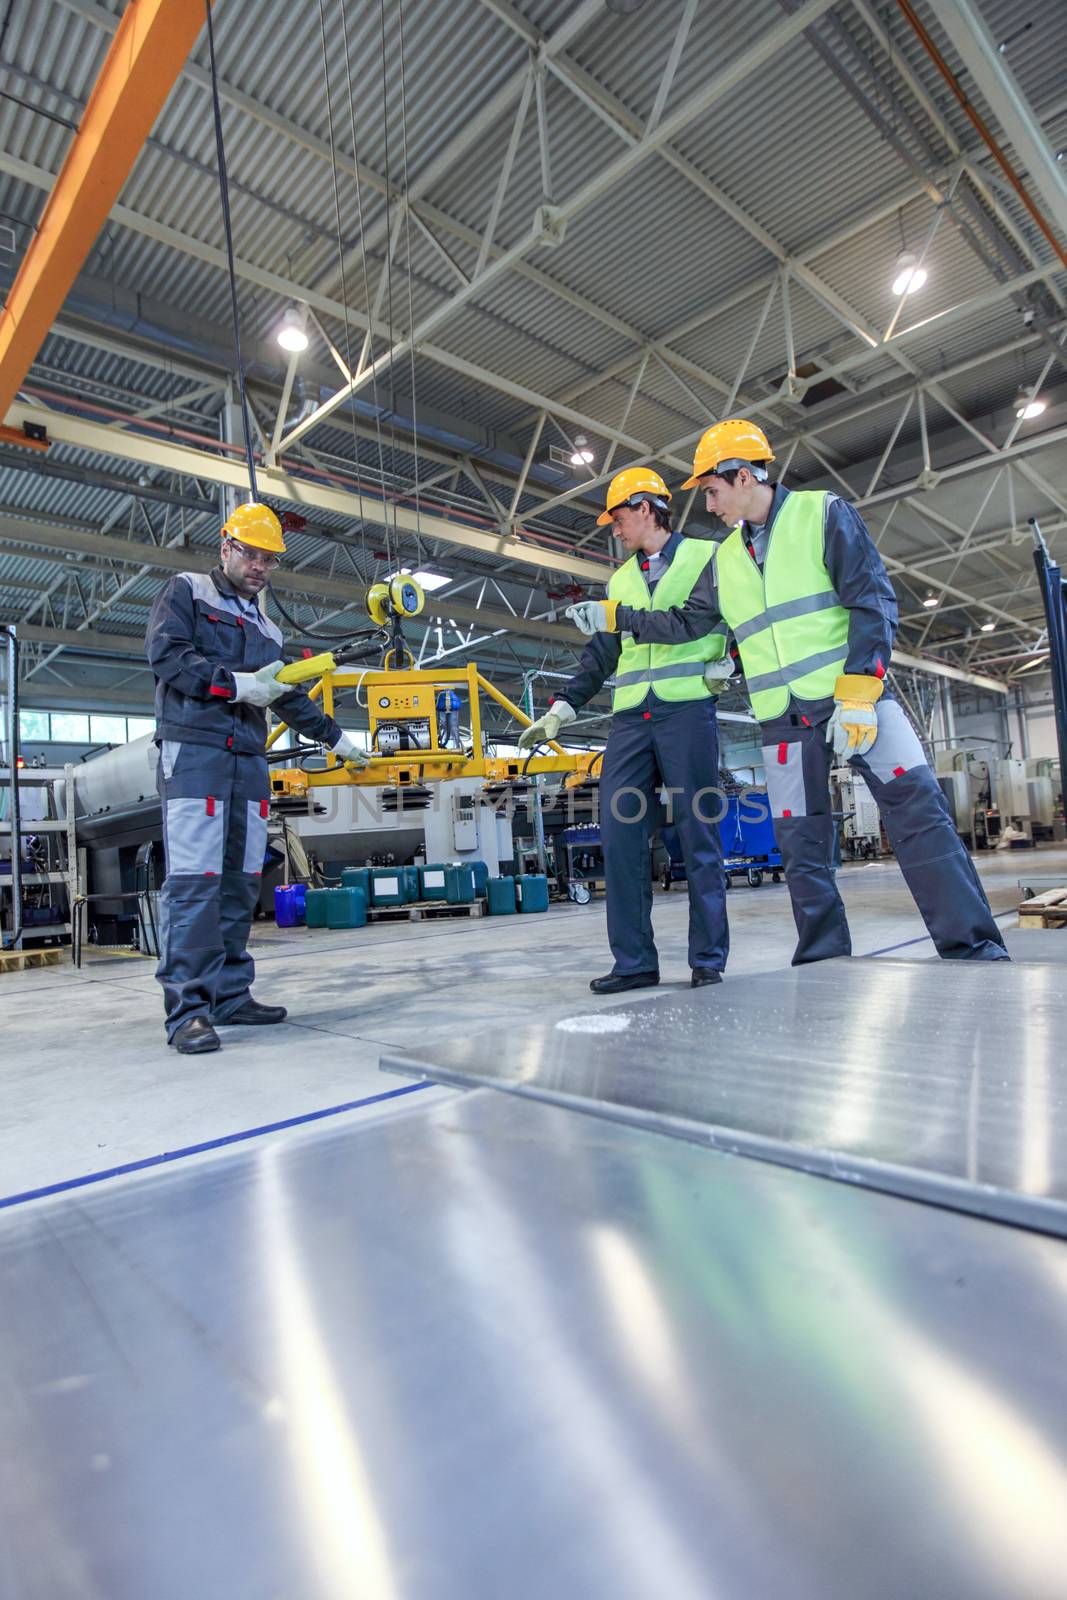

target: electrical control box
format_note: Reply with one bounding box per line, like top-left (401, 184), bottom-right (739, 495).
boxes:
top-left (451, 791), bottom-right (478, 851)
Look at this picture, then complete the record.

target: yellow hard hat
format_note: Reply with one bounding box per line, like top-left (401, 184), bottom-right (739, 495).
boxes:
top-left (681, 420), bottom-right (775, 489)
top-left (596, 466), bottom-right (672, 526)
top-left (221, 501), bottom-right (287, 554)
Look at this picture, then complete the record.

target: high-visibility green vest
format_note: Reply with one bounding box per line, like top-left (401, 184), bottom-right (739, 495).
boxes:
top-left (608, 539), bottom-right (727, 713)
top-left (714, 490), bottom-right (850, 722)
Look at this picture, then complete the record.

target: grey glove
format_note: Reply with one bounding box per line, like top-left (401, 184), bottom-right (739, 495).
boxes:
top-left (232, 660), bottom-right (288, 707)
top-left (703, 659), bottom-right (736, 695)
top-left (566, 600), bottom-right (617, 637)
top-left (332, 733), bottom-right (371, 773)
top-left (517, 699), bottom-right (576, 750)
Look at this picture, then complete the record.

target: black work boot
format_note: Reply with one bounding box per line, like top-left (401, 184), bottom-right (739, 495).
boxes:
top-left (216, 998), bottom-right (288, 1025)
top-left (169, 1018), bottom-right (221, 1055)
top-left (589, 971), bottom-right (659, 995)
top-left (691, 968), bottom-right (724, 988)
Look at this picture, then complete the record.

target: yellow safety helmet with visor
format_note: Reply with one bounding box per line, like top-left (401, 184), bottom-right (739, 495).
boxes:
top-left (221, 501), bottom-right (287, 554)
top-left (596, 467), bottom-right (672, 526)
top-left (681, 420), bottom-right (775, 489)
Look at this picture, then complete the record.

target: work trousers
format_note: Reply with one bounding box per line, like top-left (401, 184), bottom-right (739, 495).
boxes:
top-left (155, 741), bottom-right (270, 1039)
top-left (599, 698), bottom-right (729, 975)
top-left (762, 700), bottom-right (1008, 964)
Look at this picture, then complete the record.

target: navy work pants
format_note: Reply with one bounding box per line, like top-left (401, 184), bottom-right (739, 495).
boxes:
top-left (762, 701), bottom-right (1008, 964)
top-left (156, 741), bottom-right (271, 1038)
top-left (599, 699), bottom-right (729, 975)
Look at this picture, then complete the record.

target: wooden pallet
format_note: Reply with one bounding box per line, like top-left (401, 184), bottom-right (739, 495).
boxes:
top-left (1018, 886), bottom-right (1067, 929)
top-left (0, 946), bottom-right (63, 974)
top-left (366, 898), bottom-right (485, 923)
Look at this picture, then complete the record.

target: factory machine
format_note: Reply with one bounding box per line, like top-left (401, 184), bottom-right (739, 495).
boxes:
top-left (63, 575), bottom-right (597, 946)
top-left (829, 766), bottom-right (884, 860)
top-left (935, 748), bottom-right (1064, 847)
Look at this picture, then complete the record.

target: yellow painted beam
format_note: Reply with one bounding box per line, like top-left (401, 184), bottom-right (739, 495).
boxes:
top-left (0, 0), bottom-right (209, 417)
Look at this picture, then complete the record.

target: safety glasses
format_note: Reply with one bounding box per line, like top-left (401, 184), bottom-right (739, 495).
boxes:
top-left (224, 536), bottom-right (281, 571)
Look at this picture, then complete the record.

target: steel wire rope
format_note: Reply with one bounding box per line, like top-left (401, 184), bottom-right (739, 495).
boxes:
top-left (203, 0), bottom-right (258, 499)
top-left (395, 0), bottom-right (423, 572)
top-left (377, 0), bottom-right (399, 572)
top-left (206, 0), bottom-right (373, 644)
top-left (337, 0), bottom-right (396, 579)
top-left (313, 0), bottom-right (368, 566)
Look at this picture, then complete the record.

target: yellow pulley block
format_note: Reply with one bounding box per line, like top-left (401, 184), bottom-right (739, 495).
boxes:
top-left (276, 651), bottom-right (337, 685)
top-left (366, 582), bottom-right (390, 626)
top-left (389, 574), bottom-right (424, 616)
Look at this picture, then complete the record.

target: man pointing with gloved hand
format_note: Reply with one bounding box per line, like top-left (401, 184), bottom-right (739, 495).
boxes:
top-left (678, 418), bottom-right (1007, 964)
top-left (146, 501), bottom-right (367, 1055)
top-left (520, 467), bottom-right (731, 993)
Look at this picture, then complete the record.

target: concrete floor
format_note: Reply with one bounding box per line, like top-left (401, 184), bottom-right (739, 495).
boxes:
top-left (0, 845), bottom-right (1061, 1201)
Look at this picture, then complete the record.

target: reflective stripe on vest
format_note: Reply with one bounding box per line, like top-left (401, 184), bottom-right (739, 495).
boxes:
top-left (608, 539), bottom-right (726, 713)
top-left (714, 491), bottom-right (850, 722)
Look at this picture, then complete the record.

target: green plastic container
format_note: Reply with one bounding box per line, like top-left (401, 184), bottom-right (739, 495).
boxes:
top-left (341, 866), bottom-right (371, 900)
top-left (402, 866), bottom-right (421, 903)
top-left (419, 863), bottom-right (449, 901)
top-left (486, 877), bottom-right (517, 915)
top-left (327, 886), bottom-right (367, 929)
top-left (469, 859), bottom-right (489, 896)
top-left (370, 868), bottom-right (405, 906)
top-left (305, 887), bottom-right (331, 928)
top-left (516, 873), bottom-right (549, 913)
top-left (445, 863), bottom-right (476, 904)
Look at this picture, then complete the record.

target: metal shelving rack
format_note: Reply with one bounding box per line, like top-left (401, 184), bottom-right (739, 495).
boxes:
top-left (0, 765), bottom-right (79, 953)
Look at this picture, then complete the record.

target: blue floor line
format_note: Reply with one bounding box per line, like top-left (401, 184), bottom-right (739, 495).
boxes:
top-left (864, 905), bottom-right (1016, 959)
top-left (0, 1080), bottom-right (434, 1213)
top-left (4, 903), bottom-right (1021, 1213)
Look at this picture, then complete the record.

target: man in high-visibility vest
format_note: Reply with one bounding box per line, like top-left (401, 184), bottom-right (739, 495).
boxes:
top-left (518, 468), bottom-right (732, 992)
top-left (672, 419), bottom-right (1007, 964)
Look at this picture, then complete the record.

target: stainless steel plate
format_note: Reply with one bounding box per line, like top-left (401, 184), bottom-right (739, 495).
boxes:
top-left (4, 1088), bottom-right (1067, 1598)
top-left (382, 957), bottom-right (1067, 1235)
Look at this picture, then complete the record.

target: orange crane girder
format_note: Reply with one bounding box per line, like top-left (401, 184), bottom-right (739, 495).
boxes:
top-left (0, 0), bottom-right (210, 435)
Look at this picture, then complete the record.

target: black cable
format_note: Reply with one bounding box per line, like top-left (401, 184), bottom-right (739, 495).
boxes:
top-left (265, 580), bottom-right (381, 643)
top-left (203, 0), bottom-right (258, 501)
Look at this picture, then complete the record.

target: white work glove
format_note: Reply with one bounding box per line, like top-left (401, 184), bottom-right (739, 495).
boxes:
top-left (826, 674), bottom-right (884, 758)
top-left (566, 599), bottom-right (619, 637)
top-left (232, 660), bottom-right (289, 707)
top-left (517, 699), bottom-right (576, 750)
top-left (332, 733), bottom-right (371, 774)
top-left (703, 658), bottom-right (735, 695)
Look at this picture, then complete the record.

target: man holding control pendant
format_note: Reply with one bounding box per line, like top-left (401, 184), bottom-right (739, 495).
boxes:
top-left (146, 501), bottom-right (370, 1055)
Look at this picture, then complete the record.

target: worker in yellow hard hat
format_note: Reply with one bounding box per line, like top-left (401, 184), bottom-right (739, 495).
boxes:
top-left (519, 466), bottom-right (732, 992)
top-left (145, 501), bottom-right (370, 1055)
top-left (669, 418), bottom-right (1007, 965)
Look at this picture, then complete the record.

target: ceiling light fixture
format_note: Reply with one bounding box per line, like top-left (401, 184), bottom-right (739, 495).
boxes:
top-left (569, 433), bottom-right (595, 467)
top-left (980, 620), bottom-right (996, 632)
top-left (1013, 388), bottom-right (1047, 420)
top-left (891, 250), bottom-right (928, 297)
top-left (276, 306), bottom-right (309, 353)
top-left (922, 594), bottom-right (939, 608)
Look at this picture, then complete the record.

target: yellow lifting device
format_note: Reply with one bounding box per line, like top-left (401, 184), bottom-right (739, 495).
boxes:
top-left (266, 576), bottom-right (599, 798)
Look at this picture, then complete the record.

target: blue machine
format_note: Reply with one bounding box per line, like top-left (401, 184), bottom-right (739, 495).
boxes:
top-left (661, 790), bottom-right (782, 891)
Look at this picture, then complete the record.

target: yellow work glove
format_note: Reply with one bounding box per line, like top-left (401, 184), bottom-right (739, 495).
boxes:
top-left (826, 674), bottom-right (884, 758)
top-left (566, 599), bottom-right (619, 637)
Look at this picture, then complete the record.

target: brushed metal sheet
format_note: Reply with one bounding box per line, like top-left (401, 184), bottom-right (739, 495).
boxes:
top-left (382, 958), bottom-right (1067, 1235)
top-left (3, 1089), bottom-right (1067, 1598)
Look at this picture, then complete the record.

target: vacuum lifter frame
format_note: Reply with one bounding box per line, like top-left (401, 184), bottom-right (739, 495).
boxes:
top-left (266, 662), bottom-right (599, 795)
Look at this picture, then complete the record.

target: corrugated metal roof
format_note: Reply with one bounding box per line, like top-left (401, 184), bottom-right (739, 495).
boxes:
top-left (0, 0), bottom-right (1064, 693)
